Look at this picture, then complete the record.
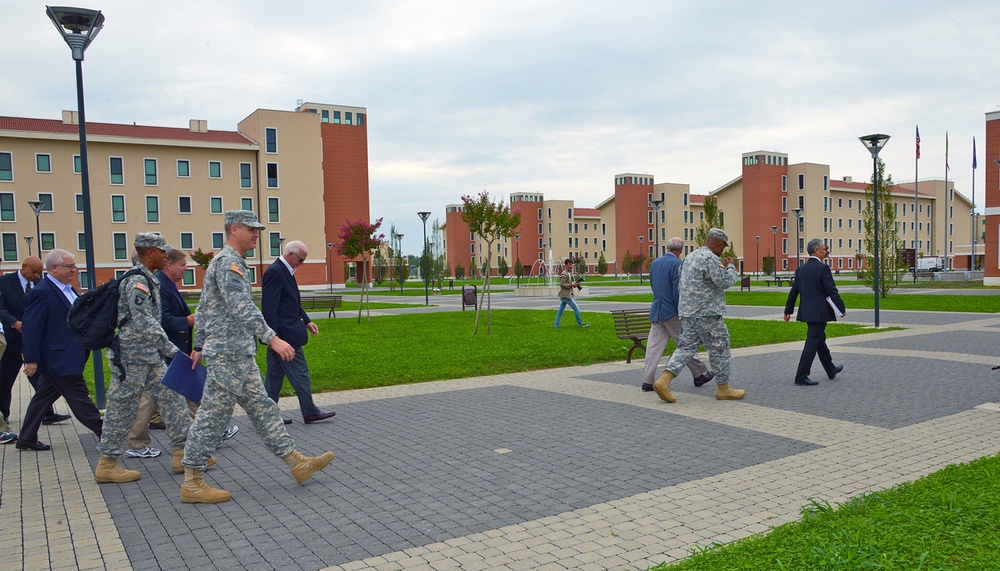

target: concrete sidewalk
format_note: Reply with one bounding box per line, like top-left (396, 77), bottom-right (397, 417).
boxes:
top-left (3, 309), bottom-right (1000, 570)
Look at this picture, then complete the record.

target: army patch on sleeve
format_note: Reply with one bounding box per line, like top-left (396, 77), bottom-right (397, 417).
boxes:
top-left (134, 281), bottom-right (149, 294)
top-left (229, 263), bottom-right (245, 276)
top-left (134, 294), bottom-right (145, 306)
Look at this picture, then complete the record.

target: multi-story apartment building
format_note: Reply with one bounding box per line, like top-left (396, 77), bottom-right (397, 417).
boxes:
top-left (0, 101), bottom-right (369, 289)
top-left (984, 110), bottom-right (1000, 285)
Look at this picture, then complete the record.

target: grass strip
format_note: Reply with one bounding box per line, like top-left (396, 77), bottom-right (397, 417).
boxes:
top-left (587, 291), bottom-right (1000, 313)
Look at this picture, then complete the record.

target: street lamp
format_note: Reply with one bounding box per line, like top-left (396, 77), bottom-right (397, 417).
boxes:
top-left (514, 233), bottom-right (521, 287)
top-left (970, 208), bottom-right (977, 271)
top-left (754, 235), bottom-right (760, 278)
top-left (27, 199), bottom-right (45, 255)
top-left (637, 235), bottom-right (644, 285)
top-left (648, 198), bottom-right (664, 258)
top-left (792, 207), bottom-right (803, 270)
top-left (770, 225), bottom-right (778, 276)
top-left (326, 243), bottom-right (332, 293)
top-left (860, 133), bottom-right (891, 328)
top-left (23, 236), bottom-right (33, 258)
top-left (46, 5), bottom-right (105, 405)
top-left (418, 212), bottom-right (431, 306)
top-left (396, 233), bottom-right (404, 293)
top-left (278, 235), bottom-right (285, 255)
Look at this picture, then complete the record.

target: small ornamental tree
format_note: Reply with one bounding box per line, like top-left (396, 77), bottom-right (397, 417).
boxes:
top-left (336, 217), bottom-right (385, 323)
top-left (596, 252), bottom-right (608, 276)
top-left (189, 247), bottom-right (214, 270)
top-left (498, 256), bottom-right (509, 278)
top-left (461, 191), bottom-right (522, 334)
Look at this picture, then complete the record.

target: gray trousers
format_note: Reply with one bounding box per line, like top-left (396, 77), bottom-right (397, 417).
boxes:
top-left (641, 317), bottom-right (708, 384)
top-left (265, 346), bottom-right (320, 417)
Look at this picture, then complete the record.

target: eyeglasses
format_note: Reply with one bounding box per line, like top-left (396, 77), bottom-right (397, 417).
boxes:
top-left (54, 264), bottom-right (77, 270)
top-left (293, 254), bottom-right (306, 263)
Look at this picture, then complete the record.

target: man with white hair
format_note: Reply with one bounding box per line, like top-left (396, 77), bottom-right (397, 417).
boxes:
top-left (262, 240), bottom-right (335, 424)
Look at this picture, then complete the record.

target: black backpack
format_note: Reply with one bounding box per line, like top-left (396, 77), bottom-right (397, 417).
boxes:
top-left (68, 268), bottom-right (151, 351)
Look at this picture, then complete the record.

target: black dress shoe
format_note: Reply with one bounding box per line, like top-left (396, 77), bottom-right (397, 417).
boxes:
top-left (41, 413), bottom-right (71, 425)
top-left (303, 411), bottom-right (336, 424)
top-left (16, 439), bottom-right (51, 451)
top-left (693, 371), bottom-right (715, 387)
top-left (641, 383), bottom-right (654, 392)
top-left (148, 421), bottom-right (166, 430)
top-left (828, 365), bottom-right (843, 380)
top-left (794, 377), bottom-right (819, 386)
top-left (282, 418), bottom-right (293, 425)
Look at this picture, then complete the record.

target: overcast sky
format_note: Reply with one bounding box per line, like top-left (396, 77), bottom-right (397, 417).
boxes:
top-left (5, 0), bottom-right (999, 254)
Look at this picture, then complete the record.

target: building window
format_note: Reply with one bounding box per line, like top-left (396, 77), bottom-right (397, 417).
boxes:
top-left (146, 196), bottom-right (159, 222)
top-left (0, 152), bottom-right (12, 181)
top-left (182, 268), bottom-right (195, 286)
top-left (321, 110), bottom-right (329, 123)
top-left (110, 157), bottom-right (124, 185)
top-left (357, 113), bottom-right (365, 126)
top-left (798, 195), bottom-right (804, 209)
top-left (37, 193), bottom-right (53, 211)
top-left (333, 111), bottom-right (341, 124)
top-left (602, 223), bottom-right (606, 235)
top-left (210, 197), bottom-right (223, 214)
top-left (0, 193), bottom-right (13, 221)
top-left (177, 160), bottom-right (190, 177)
top-left (180, 232), bottom-right (193, 250)
top-left (211, 232), bottom-right (224, 249)
top-left (241, 197), bottom-right (253, 211)
top-left (74, 155), bottom-right (82, 174)
top-left (178, 196), bottom-right (192, 214)
top-left (797, 174), bottom-right (804, 190)
top-left (113, 232), bottom-right (128, 259)
top-left (268, 197), bottom-right (279, 222)
top-left (782, 175), bottom-right (787, 192)
top-left (111, 195), bottom-right (126, 222)
top-left (265, 128), bottom-right (277, 153)
top-left (240, 163), bottom-right (252, 188)
top-left (36, 154), bottom-right (51, 173)
top-left (77, 232), bottom-right (87, 251)
top-left (823, 175), bottom-right (829, 191)
top-left (345, 112), bottom-right (353, 125)
top-left (209, 161), bottom-right (221, 178)
top-left (144, 158), bottom-right (157, 185)
top-left (39, 233), bottom-right (55, 252)
top-left (269, 232), bottom-right (282, 257)
top-left (247, 267), bottom-right (256, 284)
top-left (537, 208), bottom-right (542, 220)
top-left (1, 233), bottom-right (16, 261)
top-left (266, 163), bottom-right (279, 188)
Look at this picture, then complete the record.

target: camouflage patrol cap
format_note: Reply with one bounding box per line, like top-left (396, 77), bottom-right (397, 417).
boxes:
top-left (707, 228), bottom-right (729, 244)
top-left (224, 210), bottom-right (266, 229)
top-left (134, 232), bottom-right (173, 251)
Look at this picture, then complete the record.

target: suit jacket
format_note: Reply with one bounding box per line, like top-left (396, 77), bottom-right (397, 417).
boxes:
top-left (157, 270), bottom-right (193, 353)
top-left (648, 252), bottom-right (682, 322)
top-left (784, 257), bottom-right (845, 323)
top-left (21, 276), bottom-right (87, 377)
top-left (262, 259), bottom-right (311, 347)
top-left (0, 270), bottom-right (33, 353)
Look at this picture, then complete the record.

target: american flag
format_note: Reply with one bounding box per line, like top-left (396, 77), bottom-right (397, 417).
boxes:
top-left (915, 126), bottom-right (920, 159)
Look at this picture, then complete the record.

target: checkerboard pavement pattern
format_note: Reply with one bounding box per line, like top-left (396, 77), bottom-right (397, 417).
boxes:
top-left (3, 310), bottom-right (1000, 571)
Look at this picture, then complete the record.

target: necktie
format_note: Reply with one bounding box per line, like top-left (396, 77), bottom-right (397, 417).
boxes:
top-left (25, 282), bottom-right (32, 294)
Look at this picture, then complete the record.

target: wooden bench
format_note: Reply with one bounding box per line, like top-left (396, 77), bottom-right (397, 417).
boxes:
top-left (764, 276), bottom-right (794, 287)
top-left (610, 309), bottom-right (650, 364)
top-left (300, 294), bottom-right (343, 318)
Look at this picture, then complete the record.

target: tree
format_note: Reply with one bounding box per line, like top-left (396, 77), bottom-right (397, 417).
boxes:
top-left (461, 191), bottom-right (522, 334)
top-left (695, 196), bottom-right (737, 260)
top-left (860, 157), bottom-right (902, 298)
top-left (514, 258), bottom-right (524, 281)
top-left (498, 256), bottom-right (509, 278)
top-left (372, 249), bottom-right (387, 286)
top-left (621, 249), bottom-right (635, 275)
top-left (336, 218), bottom-right (384, 323)
top-left (189, 247), bottom-right (214, 270)
top-left (573, 257), bottom-right (586, 275)
top-left (762, 252), bottom-right (774, 276)
top-left (597, 252), bottom-right (607, 275)
top-left (455, 263), bottom-right (465, 279)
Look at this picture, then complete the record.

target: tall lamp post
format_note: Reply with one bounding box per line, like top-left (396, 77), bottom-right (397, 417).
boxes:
top-left (754, 235), bottom-right (760, 278)
top-left (27, 199), bottom-right (45, 255)
top-left (792, 207), bottom-right (803, 270)
top-left (396, 233), bottom-right (404, 293)
top-left (770, 225), bottom-right (778, 275)
top-left (23, 236), bottom-right (33, 258)
top-left (648, 198), bottom-right (664, 258)
top-left (326, 243), bottom-right (333, 293)
top-left (418, 212), bottom-right (431, 306)
top-left (514, 233), bottom-right (520, 287)
top-left (46, 5), bottom-right (105, 406)
top-left (859, 133), bottom-right (891, 328)
top-left (637, 235), bottom-right (644, 285)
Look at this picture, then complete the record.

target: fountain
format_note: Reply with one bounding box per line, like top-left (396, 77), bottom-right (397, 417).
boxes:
top-left (515, 249), bottom-right (577, 297)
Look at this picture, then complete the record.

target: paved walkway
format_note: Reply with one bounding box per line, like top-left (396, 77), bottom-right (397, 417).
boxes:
top-left (3, 299), bottom-right (1000, 570)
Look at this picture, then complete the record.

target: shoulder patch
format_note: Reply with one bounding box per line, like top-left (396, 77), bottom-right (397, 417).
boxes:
top-left (134, 281), bottom-right (149, 294)
top-left (229, 263), bottom-right (245, 276)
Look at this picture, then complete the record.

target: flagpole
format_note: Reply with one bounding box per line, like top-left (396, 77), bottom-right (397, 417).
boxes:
top-left (914, 125), bottom-right (919, 283)
top-left (945, 131), bottom-right (950, 270)
top-left (972, 136), bottom-right (977, 271)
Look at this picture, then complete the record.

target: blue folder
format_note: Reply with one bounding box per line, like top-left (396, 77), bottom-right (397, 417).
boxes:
top-left (160, 352), bottom-right (207, 404)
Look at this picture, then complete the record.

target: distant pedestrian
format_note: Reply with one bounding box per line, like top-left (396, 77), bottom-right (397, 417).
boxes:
top-left (654, 229), bottom-right (745, 403)
top-left (181, 211), bottom-right (334, 504)
top-left (554, 259), bottom-right (588, 329)
top-left (784, 238), bottom-right (846, 386)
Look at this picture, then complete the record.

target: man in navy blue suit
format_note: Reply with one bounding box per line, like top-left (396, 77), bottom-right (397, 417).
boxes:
top-left (262, 240), bottom-right (334, 424)
top-left (0, 256), bottom-right (69, 441)
top-left (784, 238), bottom-right (847, 386)
top-left (16, 250), bottom-right (103, 450)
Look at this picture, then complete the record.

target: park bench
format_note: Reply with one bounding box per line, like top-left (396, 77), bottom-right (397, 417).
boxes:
top-left (610, 308), bottom-right (650, 364)
top-left (300, 294), bottom-right (343, 318)
top-left (764, 276), bottom-right (794, 287)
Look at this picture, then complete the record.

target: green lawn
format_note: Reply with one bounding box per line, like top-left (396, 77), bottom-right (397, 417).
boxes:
top-left (587, 291), bottom-right (1000, 313)
top-left (653, 452), bottom-right (1000, 570)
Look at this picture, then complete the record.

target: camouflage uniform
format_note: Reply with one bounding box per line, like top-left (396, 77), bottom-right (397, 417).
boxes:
top-left (97, 262), bottom-right (191, 459)
top-left (663, 245), bottom-right (739, 385)
top-left (182, 244), bottom-right (294, 471)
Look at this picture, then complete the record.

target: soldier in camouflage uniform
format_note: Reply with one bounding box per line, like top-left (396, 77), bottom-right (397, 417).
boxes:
top-left (653, 228), bottom-right (746, 403)
top-left (95, 234), bottom-right (204, 484)
top-left (181, 210), bottom-right (334, 504)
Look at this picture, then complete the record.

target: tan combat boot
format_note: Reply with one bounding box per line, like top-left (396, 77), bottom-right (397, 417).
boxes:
top-left (715, 384), bottom-right (746, 400)
top-left (653, 370), bottom-right (676, 403)
top-left (283, 450), bottom-right (335, 484)
top-left (180, 468), bottom-right (231, 504)
top-left (172, 449), bottom-right (215, 474)
top-left (94, 457), bottom-right (141, 483)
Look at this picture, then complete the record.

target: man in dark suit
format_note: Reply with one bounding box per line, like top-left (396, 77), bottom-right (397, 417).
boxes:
top-left (784, 238), bottom-right (847, 386)
top-left (0, 255), bottom-right (69, 434)
top-left (262, 240), bottom-right (334, 424)
top-left (16, 250), bottom-right (103, 450)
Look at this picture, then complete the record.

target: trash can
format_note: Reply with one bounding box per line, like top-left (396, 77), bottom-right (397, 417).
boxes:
top-left (462, 285), bottom-right (477, 311)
